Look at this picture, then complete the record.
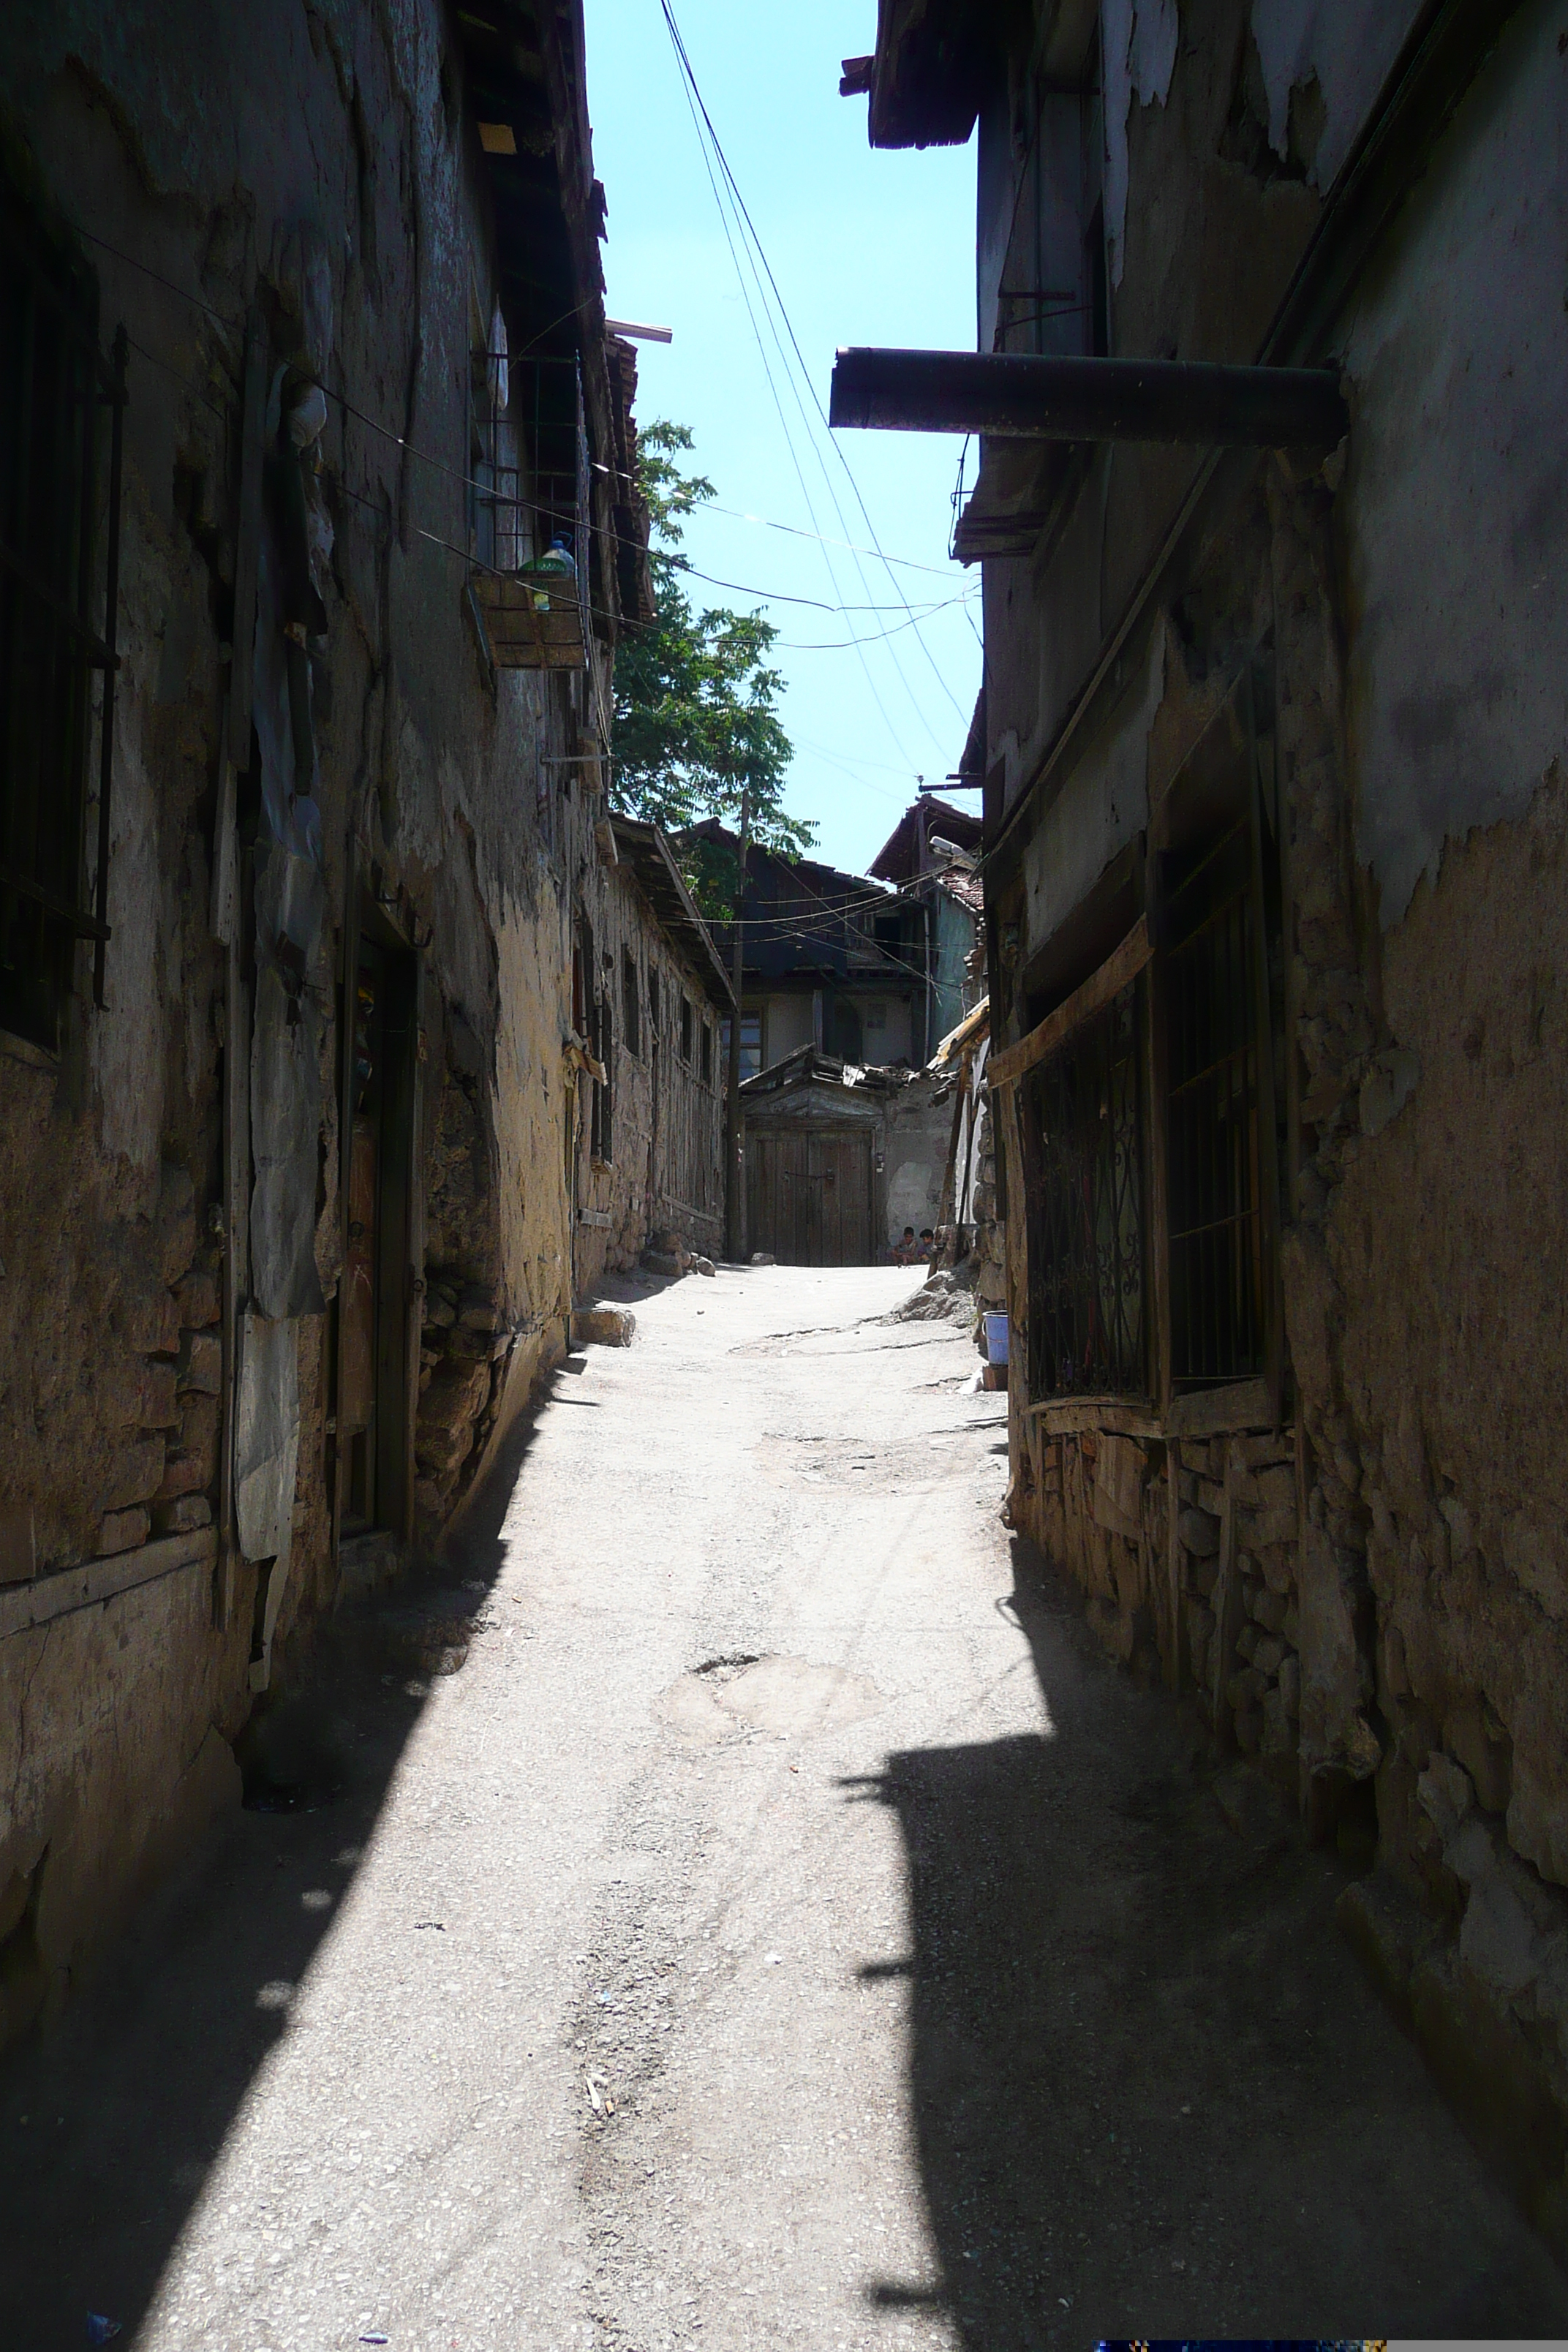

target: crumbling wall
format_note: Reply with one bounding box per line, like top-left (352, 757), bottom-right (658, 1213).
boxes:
top-left (881, 1075), bottom-right (952, 1252)
top-left (1002, 0), bottom-right (1568, 2242)
top-left (0, 0), bottom-right (611, 2038)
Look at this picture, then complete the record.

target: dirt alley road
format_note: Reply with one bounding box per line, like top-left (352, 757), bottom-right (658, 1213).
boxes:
top-left (4, 1262), bottom-right (1568, 2350)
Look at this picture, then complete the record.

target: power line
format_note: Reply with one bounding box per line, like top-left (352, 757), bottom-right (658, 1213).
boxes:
top-left (654, 0), bottom-right (932, 766)
top-left (704, 503), bottom-right (959, 578)
top-left (655, 2), bottom-right (971, 734)
top-left (776, 596), bottom-right (978, 652)
top-left (676, 562), bottom-right (965, 617)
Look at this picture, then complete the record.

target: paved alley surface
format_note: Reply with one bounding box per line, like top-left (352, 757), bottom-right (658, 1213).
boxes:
top-left (4, 1264), bottom-right (1568, 2350)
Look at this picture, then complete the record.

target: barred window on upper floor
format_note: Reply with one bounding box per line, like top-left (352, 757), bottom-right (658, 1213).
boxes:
top-left (0, 154), bottom-right (124, 1052)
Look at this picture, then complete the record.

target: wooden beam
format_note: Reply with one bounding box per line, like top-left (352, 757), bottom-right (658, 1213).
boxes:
top-left (988, 915), bottom-right (1152, 1090)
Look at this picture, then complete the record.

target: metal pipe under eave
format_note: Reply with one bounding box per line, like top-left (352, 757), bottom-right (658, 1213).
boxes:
top-left (829, 347), bottom-right (1348, 450)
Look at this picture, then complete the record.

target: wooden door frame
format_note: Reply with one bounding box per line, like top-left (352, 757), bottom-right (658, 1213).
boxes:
top-left (331, 874), bottom-right (421, 1562)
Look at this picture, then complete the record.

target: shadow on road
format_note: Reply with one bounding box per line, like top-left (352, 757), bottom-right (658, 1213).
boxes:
top-left (0, 1379), bottom-right (557, 2352)
top-left (847, 1537), bottom-right (1568, 2347)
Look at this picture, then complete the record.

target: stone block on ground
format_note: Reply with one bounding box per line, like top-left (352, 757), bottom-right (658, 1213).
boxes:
top-left (643, 1251), bottom-right (684, 1278)
top-left (693, 1256), bottom-right (716, 1276)
top-left (749, 1251), bottom-right (774, 1266)
top-left (573, 1306), bottom-right (636, 1347)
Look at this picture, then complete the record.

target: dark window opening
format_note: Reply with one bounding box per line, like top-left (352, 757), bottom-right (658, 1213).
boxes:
top-left (592, 994), bottom-right (613, 1164)
top-left (622, 945), bottom-right (640, 1058)
top-left (700, 1019), bottom-right (712, 1084)
top-left (722, 1012), bottom-right (761, 1084)
top-left (647, 964), bottom-right (660, 1038)
top-left (827, 995), bottom-right (863, 1062)
top-left (679, 995), bottom-right (693, 1064)
top-left (1022, 979), bottom-right (1145, 1399)
top-left (0, 171), bottom-right (123, 1051)
top-left (1164, 818), bottom-right (1265, 1390)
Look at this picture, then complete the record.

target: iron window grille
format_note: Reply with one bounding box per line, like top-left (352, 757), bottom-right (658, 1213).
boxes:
top-left (0, 166), bottom-right (125, 1049)
top-left (1163, 815), bottom-right (1267, 1390)
top-left (1022, 976), bottom-right (1146, 1398)
top-left (622, 946), bottom-right (640, 1058)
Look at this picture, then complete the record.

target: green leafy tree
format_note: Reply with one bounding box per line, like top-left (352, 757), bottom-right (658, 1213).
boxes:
top-left (611, 421), bottom-right (813, 915)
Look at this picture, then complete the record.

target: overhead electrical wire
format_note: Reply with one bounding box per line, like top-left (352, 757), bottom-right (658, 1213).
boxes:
top-left (775, 595), bottom-right (978, 652)
top-left (676, 562), bottom-right (963, 617)
top-left (704, 503), bottom-right (959, 578)
top-left (652, 0), bottom-right (922, 771)
top-left (655, 0), bottom-right (971, 736)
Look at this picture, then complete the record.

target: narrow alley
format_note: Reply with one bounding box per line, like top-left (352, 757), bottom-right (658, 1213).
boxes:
top-left (4, 1267), bottom-right (1565, 2350)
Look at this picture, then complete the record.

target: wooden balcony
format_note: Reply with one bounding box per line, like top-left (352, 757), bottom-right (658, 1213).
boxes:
top-left (468, 568), bottom-right (586, 670)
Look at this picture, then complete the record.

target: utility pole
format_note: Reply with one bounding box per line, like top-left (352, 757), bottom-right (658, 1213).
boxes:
top-left (725, 785), bottom-right (750, 1261)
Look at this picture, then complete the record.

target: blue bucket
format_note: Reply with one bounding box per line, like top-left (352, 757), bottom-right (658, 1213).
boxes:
top-left (984, 1311), bottom-right (1009, 1366)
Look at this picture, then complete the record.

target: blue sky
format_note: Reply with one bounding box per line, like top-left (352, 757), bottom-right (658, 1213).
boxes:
top-left (584, 1), bottom-right (982, 878)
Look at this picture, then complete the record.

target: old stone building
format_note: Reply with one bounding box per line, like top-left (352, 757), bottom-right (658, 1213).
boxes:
top-left (0, 0), bottom-right (733, 2050)
top-left (569, 815), bottom-right (730, 1285)
top-left (841, 0), bottom-right (1568, 2242)
top-left (699, 820), bottom-right (950, 1077)
top-left (739, 1048), bottom-right (953, 1265)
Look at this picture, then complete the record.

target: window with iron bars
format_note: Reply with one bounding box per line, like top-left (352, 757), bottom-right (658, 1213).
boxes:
top-left (1021, 977), bottom-right (1146, 1400)
top-left (1163, 807), bottom-right (1276, 1392)
top-left (0, 159), bottom-right (124, 1052)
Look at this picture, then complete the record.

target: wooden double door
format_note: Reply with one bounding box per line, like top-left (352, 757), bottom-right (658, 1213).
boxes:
top-left (746, 1126), bottom-right (874, 1266)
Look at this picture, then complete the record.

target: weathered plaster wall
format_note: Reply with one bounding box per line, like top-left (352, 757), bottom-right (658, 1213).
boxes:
top-left (0, 0), bottom-right (614, 2038)
top-left (985, 0), bottom-right (1319, 832)
top-left (1251, 0), bottom-right (1425, 191)
top-left (1342, 0), bottom-right (1568, 928)
top-left (882, 1079), bottom-right (953, 1248)
top-left (995, 0), bottom-right (1568, 2239)
top-left (570, 870), bottom-right (726, 1294)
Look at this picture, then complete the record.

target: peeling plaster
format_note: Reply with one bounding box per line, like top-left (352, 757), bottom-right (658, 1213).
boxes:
top-left (1251, 0), bottom-right (1424, 191)
top-left (1102, 0), bottom-right (1178, 287)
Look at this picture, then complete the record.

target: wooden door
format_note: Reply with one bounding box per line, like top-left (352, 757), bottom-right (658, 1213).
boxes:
top-left (747, 1128), bottom-right (872, 1264)
top-left (809, 1131), bottom-right (872, 1265)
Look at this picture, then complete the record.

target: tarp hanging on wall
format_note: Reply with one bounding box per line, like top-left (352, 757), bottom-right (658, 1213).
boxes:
top-left (250, 845), bottom-right (327, 1319)
top-left (235, 1308), bottom-right (300, 1561)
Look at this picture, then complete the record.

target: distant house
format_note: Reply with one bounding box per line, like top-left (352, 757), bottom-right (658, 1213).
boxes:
top-left (696, 805), bottom-right (981, 1081)
top-left (867, 796), bottom-right (984, 1050)
top-left (739, 1048), bottom-right (954, 1266)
